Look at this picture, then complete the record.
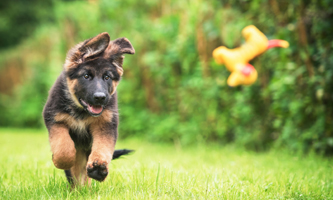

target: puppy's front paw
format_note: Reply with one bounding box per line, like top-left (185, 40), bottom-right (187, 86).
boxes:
top-left (87, 160), bottom-right (108, 181)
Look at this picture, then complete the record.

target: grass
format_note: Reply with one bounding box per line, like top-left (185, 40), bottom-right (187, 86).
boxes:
top-left (0, 128), bottom-right (333, 199)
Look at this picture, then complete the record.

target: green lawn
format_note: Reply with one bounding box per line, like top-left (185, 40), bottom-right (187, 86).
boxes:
top-left (0, 129), bottom-right (332, 199)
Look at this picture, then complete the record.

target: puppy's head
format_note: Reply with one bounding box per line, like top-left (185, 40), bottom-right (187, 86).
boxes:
top-left (64, 32), bottom-right (135, 116)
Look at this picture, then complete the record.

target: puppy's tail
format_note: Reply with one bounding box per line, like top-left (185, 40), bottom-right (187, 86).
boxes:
top-left (112, 149), bottom-right (134, 160)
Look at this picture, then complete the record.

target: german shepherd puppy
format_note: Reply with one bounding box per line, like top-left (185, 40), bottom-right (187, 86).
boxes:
top-left (43, 32), bottom-right (135, 187)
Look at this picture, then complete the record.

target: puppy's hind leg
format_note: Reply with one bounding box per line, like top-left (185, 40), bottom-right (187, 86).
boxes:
top-left (64, 169), bottom-right (74, 185)
top-left (67, 149), bottom-right (90, 188)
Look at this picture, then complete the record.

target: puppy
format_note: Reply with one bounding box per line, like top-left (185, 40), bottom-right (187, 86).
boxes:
top-left (43, 32), bottom-right (134, 187)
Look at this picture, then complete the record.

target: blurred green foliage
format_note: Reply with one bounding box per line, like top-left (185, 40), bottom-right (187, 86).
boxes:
top-left (0, 0), bottom-right (332, 154)
top-left (0, 0), bottom-right (54, 49)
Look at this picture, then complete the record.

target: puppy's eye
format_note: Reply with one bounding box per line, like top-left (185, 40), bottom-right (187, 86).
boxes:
top-left (104, 75), bottom-right (110, 80)
top-left (83, 74), bottom-right (89, 79)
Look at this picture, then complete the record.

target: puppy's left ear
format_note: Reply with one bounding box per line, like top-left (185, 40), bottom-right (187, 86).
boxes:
top-left (104, 38), bottom-right (135, 76)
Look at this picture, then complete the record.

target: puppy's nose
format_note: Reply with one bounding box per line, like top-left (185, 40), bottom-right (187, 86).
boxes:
top-left (93, 92), bottom-right (106, 102)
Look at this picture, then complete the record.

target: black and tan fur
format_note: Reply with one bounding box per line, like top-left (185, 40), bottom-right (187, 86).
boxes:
top-left (43, 32), bottom-right (135, 187)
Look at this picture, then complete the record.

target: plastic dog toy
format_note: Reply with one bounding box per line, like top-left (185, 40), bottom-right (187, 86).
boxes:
top-left (213, 25), bottom-right (289, 86)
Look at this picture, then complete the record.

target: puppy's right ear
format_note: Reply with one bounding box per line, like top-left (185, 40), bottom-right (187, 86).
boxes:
top-left (65, 32), bottom-right (110, 70)
top-left (79, 32), bottom-right (110, 61)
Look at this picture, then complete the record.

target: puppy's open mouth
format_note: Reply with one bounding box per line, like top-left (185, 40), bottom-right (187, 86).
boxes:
top-left (79, 99), bottom-right (104, 116)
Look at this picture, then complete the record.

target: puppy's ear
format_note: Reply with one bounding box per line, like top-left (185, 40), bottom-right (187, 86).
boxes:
top-left (79, 32), bottom-right (110, 61)
top-left (65, 32), bottom-right (110, 71)
top-left (104, 38), bottom-right (135, 76)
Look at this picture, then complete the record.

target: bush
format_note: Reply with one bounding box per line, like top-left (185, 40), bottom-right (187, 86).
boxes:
top-left (0, 0), bottom-right (332, 154)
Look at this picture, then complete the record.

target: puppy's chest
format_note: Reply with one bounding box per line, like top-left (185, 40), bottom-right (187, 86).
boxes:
top-left (54, 109), bottom-right (113, 134)
top-left (54, 113), bottom-right (97, 135)
top-left (68, 119), bottom-right (90, 134)
top-left (67, 119), bottom-right (93, 150)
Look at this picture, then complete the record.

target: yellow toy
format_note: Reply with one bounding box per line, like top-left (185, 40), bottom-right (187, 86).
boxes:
top-left (213, 25), bottom-right (289, 87)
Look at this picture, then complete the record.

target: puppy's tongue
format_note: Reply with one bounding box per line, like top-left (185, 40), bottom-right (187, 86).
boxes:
top-left (87, 105), bottom-right (103, 115)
